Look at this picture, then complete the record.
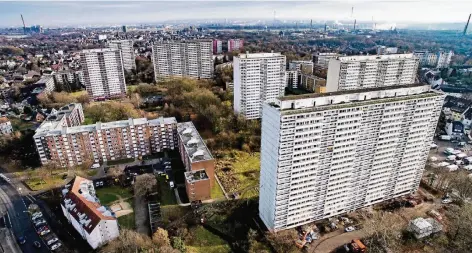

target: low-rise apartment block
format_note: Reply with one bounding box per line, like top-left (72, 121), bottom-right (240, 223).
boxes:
top-left (35, 76), bottom-right (55, 93)
top-left (326, 54), bottom-right (419, 92)
top-left (34, 116), bottom-right (177, 167)
top-left (313, 52), bottom-right (342, 68)
top-left (259, 84), bottom-right (444, 231)
top-left (300, 74), bottom-right (327, 93)
top-left (61, 176), bottom-right (119, 249)
top-left (43, 103), bottom-right (85, 128)
top-left (177, 122), bottom-right (215, 202)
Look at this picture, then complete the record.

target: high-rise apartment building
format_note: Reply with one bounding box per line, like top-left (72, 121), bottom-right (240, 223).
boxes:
top-left (313, 53), bottom-right (342, 68)
top-left (259, 84), bottom-right (444, 231)
top-left (212, 40), bottom-right (222, 54)
top-left (228, 39), bottom-right (244, 52)
top-left (436, 50), bottom-right (454, 69)
top-left (80, 49), bottom-right (127, 100)
top-left (151, 41), bottom-right (213, 80)
top-left (53, 70), bottom-right (84, 92)
top-left (233, 52), bottom-right (286, 119)
top-left (326, 54), bottom-right (419, 92)
top-left (108, 40), bottom-right (136, 70)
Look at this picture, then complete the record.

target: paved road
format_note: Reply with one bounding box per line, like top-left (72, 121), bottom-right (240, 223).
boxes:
top-left (0, 179), bottom-right (49, 253)
top-left (0, 228), bottom-right (21, 253)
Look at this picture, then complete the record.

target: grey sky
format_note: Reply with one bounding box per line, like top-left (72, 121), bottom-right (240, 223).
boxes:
top-left (0, 1), bottom-right (471, 27)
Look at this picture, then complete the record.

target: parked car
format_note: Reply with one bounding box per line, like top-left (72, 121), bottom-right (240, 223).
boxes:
top-left (33, 241), bottom-right (42, 248)
top-left (91, 163), bottom-right (100, 169)
top-left (17, 236), bottom-right (26, 245)
top-left (34, 221), bottom-right (47, 227)
top-left (46, 237), bottom-right (59, 246)
top-left (50, 242), bottom-right (62, 250)
top-left (442, 198), bottom-right (453, 204)
top-left (32, 212), bottom-right (43, 219)
top-left (344, 226), bottom-right (356, 232)
top-left (37, 226), bottom-right (49, 232)
top-left (39, 229), bottom-right (51, 236)
top-left (169, 181), bottom-right (174, 188)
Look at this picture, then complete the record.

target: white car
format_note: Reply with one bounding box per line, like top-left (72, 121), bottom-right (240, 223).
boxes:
top-left (344, 226), bottom-right (355, 232)
top-left (91, 163), bottom-right (100, 169)
top-left (169, 181), bottom-right (174, 188)
top-left (50, 242), bottom-right (62, 250)
top-left (46, 237), bottom-right (59, 246)
top-left (442, 199), bottom-right (453, 204)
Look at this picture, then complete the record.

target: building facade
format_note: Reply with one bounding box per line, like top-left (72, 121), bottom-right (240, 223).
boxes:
top-left (377, 46), bottom-right (399, 55)
top-left (61, 176), bottom-right (119, 249)
top-left (0, 117), bottom-right (13, 135)
top-left (259, 85), bottom-right (444, 231)
top-left (300, 74), bottom-right (326, 93)
top-left (177, 122), bottom-right (215, 202)
top-left (35, 76), bottom-right (55, 93)
top-left (234, 52), bottom-right (286, 119)
top-left (436, 51), bottom-right (454, 69)
top-left (285, 70), bottom-right (298, 89)
top-left (413, 51), bottom-right (438, 67)
top-left (34, 117), bottom-right (177, 167)
top-left (80, 48), bottom-right (127, 100)
top-left (313, 53), bottom-right (342, 68)
top-left (151, 41), bottom-right (213, 80)
top-left (228, 39), bottom-right (244, 52)
top-left (53, 71), bottom-right (84, 92)
top-left (108, 40), bottom-right (136, 70)
top-left (326, 54), bottom-right (419, 92)
top-left (212, 40), bottom-right (222, 54)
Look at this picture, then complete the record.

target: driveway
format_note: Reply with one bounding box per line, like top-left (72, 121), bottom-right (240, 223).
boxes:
top-left (310, 230), bottom-right (365, 253)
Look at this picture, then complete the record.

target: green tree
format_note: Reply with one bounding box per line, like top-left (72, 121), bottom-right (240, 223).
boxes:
top-left (171, 237), bottom-right (186, 253)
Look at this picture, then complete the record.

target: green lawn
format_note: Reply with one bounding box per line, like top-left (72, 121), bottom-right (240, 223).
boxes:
top-left (186, 226), bottom-right (231, 253)
top-left (117, 213), bottom-right (135, 230)
top-left (24, 175), bottom-right (66, 191)
top-left (157, 177), bottom-right (177, 205)
top-left (211, 183), bottom-right (225, 199)
top-left (95, 186), bottom-right (133, 205)
top-left (216, 151), bottom-right (260, 199)
top-left (107, 158), bottom-right (135, 165)
top-left (83, 117), bottom-right (94, 125)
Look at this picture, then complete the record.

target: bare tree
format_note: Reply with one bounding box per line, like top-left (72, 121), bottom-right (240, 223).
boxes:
top-left (447, 203), bottom-right (472, 252)
top-left (134, 174), bottom-right (157, 197)
top-left (361, 211), bottom-right (406, 253)
top-left (152, 228), bottom-right (171, 247)
top-left (265, 229), bottom-right (299, 253)
top-left (100, 229), bottom-right (153, 253)
top-left (450, 172), bottom-right (472, 200)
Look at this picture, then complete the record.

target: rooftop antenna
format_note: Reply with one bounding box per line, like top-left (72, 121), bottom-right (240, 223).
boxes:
top-left (464, 14), bottom-right (471, 35)
top-left (20, 14), bottom-right (26, 34)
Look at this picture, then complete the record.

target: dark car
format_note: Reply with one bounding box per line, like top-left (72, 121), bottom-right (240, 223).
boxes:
top-left (18, 236), bottom-right (26, 245)
top-left (33, 241), bottom-right (42, 248)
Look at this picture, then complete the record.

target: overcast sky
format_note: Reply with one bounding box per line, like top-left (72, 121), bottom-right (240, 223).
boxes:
top-left (0, 1), bottom-right (471, 27)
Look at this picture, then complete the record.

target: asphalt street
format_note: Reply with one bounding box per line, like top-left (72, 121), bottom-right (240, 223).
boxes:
top-left (0, 179), bottom-right (49, 253)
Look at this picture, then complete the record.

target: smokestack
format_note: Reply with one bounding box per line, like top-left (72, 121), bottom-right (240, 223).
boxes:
top-left (20, 14), bottom-right (26, 34)
top-left (324, 23), bottom-right (327, 33)
top-left (310, 19), bottom-right (313, 30)
top-left (464, 14), bottom-right (471, 36)
top-left (354, 19), bottom-right (357, 31)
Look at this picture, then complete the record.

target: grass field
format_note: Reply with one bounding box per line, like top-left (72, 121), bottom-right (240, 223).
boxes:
top-left (96, 186), bottom-right (133, 205)
top-left (157, 176), bottom-right (177, 205)
top-left (70, 90), bottom-right (87, 98)
top-left (117, 213), bottom-right (135, 230)
top-left (24, 175), bottom-right (66, 191)
top-left (211, 182), bottom-right (225, 199)
top-left (186, 226), bottom-right (231, 253)
top-left (216, 151), bottom-right (260, 198)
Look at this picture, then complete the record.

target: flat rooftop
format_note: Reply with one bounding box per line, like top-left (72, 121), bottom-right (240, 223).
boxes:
top-left (335, 53), bottom-right (415, 62)
top-left (34, 117), bottom-right (177, 138)
top-left (184, 170), bottom-right (209, 183)
top-left (236, 52), bottom-right (283, 59)
top-left (272, 84), bottom-right (444, 115)
top-left (81, 48), bottom-right (118, 53)
top-left (177, 122), bottom-right (213, 163)
top-left (279, 83), bottom-right (428, 101)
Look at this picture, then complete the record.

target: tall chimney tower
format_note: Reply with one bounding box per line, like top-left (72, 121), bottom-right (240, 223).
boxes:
top-left (464, 14), bottom-right (471, 36)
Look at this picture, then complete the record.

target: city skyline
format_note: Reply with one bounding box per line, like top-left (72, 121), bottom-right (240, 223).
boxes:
top-left (0, 1), bottom-right (471, 27)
